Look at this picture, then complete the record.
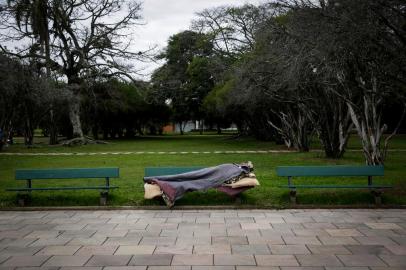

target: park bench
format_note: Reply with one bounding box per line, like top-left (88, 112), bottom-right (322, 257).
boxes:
top-left (276, 165), bottom-right (392, 205)
top-left (144, 166), bottom-right (251, 203)
top-left (145, 167), bottom-right (204, 177)
top-left (6, 168), bottom-right (119, 206)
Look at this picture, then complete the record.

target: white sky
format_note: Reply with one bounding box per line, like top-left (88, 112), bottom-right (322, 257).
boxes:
top-left (0, 0), bottom-right (264, 80)
top-left (134, 0), bottom-right (264, 79)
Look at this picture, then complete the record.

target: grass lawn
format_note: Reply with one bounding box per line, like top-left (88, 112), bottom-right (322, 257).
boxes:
top-left (0, 134), bottom-right (405, 207)
top-left (4, 133), bottom-right (406, 153)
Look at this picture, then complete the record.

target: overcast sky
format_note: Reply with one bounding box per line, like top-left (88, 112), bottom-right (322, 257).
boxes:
top-left (0, 0), bottom-right (264, 80)
top-left (134, 0), bottom-right (264, 79)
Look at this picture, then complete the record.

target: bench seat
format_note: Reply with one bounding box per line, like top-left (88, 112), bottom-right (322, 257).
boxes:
top-left (279, 185), bottom-right (392, 189)
top-left (145, 167), bottom-right (204, 177)
top-left (6, 186), bottom-right (118, 191)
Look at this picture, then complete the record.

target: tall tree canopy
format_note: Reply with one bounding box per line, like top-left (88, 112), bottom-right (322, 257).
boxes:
top-left (151, 30), bottom-right (214, 134)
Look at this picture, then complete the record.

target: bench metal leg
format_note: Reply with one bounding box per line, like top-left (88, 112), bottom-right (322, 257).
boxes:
top-left (100, 192), bottom-right (108, 206)
top-left (17, 194), bottom-right (30, 207)
top-left (290, 190), bottom-right (297, 205)
top-left (234, 194), bottom-right (242, 204)
top-left (372, 190), bottom-right (382, 206)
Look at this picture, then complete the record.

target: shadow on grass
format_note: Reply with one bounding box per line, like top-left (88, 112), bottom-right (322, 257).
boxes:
top-left (3, 189), bottom-right (402, 208)
top-left (293, 190), bottom-right (375, 205)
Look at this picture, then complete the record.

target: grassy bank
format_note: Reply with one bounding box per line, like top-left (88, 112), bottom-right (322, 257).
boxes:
top-left (0, 135), bottom-right (405, 207)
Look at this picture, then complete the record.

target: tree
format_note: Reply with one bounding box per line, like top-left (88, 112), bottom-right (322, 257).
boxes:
top-left (193, 4), bottom-right (270, 59)
top-left (267, 0), bottom-right (406, 162)
top-left (203, 80), bottom-right (234, 134)
top-left (192, 4), bottom-right (279, 138)
top-left (224, 10), bottom-right (315, 151)
top-left (5, 0), bottom-right (60, 144)
top-left (0, 0), bottom-right (146, 144)
top-left (150, 30), bottom-right (213, 134)
top-left (307, 0), bottom-right (406, 164)
top-left (0, 53), bottom-right (63, 147)
top-left (265, 3), bottom-right (355, 156)
top-left (187, 56), bottom-right (214, 133)
top-left (216, 0), bottom-right (405, 160)
top-left (80, 78), bottom-right (169, 139)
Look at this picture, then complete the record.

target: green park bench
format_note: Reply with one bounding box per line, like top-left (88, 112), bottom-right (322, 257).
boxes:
top-left (145, 167), bottom-right (204, 177)
top-left (6, 168), bottom-right (119, 206)
top-left (276, 165), bottom-right (392, 205)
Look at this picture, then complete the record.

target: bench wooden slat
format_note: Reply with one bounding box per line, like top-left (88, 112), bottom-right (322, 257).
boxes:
top-left (145, 167), bottom-right (204, 177)
top-left (280, 185), bottom-right (393, 189)
top-left (276, 166), bottom-right (384, 177)
top-left (6, 186), bottom-right (118, 191)
top-left (9, 167), bottom-right (120, 206)
top-left (15, 168), bottom-right (119, 180)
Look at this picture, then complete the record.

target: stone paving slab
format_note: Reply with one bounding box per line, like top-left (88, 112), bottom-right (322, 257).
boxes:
top-left (86, 255), bottom-right (132, 266)
top-left (1, 255), bottom-right (50, 267)
top-left (0, 209), bottom-right (405, 269)
top-left (42, 255), bottom-right (91, 267)
top-left (129, 254), bottom-right (173, 266)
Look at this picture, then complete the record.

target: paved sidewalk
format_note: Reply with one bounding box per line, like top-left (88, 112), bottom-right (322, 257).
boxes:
top-left (0, 209), bottom-right (405, 270)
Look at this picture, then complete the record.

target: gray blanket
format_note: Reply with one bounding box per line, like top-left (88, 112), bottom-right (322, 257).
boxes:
top-left (143, 163), bottom-right (249, 205)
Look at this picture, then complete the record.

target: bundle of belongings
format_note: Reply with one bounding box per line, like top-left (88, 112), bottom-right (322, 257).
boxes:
top-left (143, 162), bottom-right (260, 207)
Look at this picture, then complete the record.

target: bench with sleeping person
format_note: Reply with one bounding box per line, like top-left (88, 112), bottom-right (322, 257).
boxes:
top-left (143, 162), bottom-right (260, 207)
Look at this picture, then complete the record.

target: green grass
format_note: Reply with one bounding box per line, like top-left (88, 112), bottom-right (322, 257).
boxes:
top-left (4, 133), bottom-right (406, 153)
top-left (0, 134), bottom-right (405, 207)
top-left (4, 134), bottom-right (279, 153)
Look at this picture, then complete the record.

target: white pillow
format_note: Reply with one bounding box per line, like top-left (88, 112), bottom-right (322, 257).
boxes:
top-left (144, 183), bottom-right (163, 199)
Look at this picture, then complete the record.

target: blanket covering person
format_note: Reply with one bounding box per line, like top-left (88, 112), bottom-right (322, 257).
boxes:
top-left (143, 162), bottom-right (254, 207)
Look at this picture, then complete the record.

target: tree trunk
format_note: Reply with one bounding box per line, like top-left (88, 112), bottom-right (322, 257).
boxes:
top-left (103, 128), bottom-right (108, 140)
top-left (67, 76), bottom-right (85, 140)
top-left (49, 106), bottom-right (58, 145)
top-left (43, 25), bottom-right (59, 145)
top-left (92, 125), bottom-right (99, 140)
top-left (318, 108), bottom-right (353, 159)
top-left (0, 128), bottom-right (3, 151)
top-left (269, 108), bottom-right (311, 152)
top-left (179, 122), bottom-right (184, 135)
top-left (347, 101), bottom-right (384, 165)
top-left (69, 99), bottom-right (84, 139)
top-left (199, 120), bottom-right (204, 135)
top-left (24, 118), bottom-right (34, 146)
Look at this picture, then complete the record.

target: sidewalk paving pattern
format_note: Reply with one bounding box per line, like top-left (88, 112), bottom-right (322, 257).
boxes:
top-left (0, 209), bottom-right (405, 269)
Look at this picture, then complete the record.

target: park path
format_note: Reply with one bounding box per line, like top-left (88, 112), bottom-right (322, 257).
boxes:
top-left (0, 209), bottom-right (405, 269)
top-left (1, 149), bottom-right (406, 156)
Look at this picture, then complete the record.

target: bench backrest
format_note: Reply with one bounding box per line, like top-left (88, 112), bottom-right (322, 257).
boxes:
top-left (276, 165), bottom-right (384, 177)
top-left (15, 168), bottom-right (119, 180)
top-left (145, 167), bottom-right (204, 177)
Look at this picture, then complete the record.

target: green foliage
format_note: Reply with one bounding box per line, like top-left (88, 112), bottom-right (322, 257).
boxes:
top-left (3, 0), bottom-right (146, 140)
top-left (165, 30), bottom-right (212, 67)
top-left (0, 53), bottom-right (62, 145)
top-left (151, 31), bottom-right (215, 132)
top-left (204, 80), bottom-right (234, 113)
top-left (217, 0), bottom-right (406, 157)
top-left (80, 79), bottom-right (170, 139)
